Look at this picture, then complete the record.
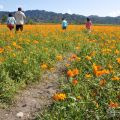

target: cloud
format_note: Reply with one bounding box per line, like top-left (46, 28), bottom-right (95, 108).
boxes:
top-left (0, 4), bottom-right (4, 10)
top-left (109, 10), bottom-right (120, 17)
top-left (67, 9), bottom-right (72, 14)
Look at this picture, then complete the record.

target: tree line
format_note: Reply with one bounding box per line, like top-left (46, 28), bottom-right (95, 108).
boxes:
top-left (0, 10), bottom-right (120, 24)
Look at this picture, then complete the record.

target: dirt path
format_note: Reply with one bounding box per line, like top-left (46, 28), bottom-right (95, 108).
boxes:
top-left (0, 57), bottom-right (69, 120)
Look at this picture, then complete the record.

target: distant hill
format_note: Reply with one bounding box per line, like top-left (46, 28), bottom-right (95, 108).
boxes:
top-left (0, 10), bottom-right (120, 24)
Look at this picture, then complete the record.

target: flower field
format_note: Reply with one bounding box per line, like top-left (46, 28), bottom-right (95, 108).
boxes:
top-left (0, 25), bottom-right (120, 119)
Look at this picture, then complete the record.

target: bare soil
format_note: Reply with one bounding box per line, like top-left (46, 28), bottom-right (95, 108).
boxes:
top-left (0, 58), bottom-right (69, 120)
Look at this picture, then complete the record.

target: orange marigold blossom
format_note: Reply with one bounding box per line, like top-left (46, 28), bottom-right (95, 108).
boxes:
top-left (67, 70), bottom-right (74, 77)
top-left (66, 64), bottom-right (70, 67)
top-left (114, 49), bottom-right (119, 54)
top-left (53, 93), bottom-right (66, 101)
top-left (12, 42), bottom-right (17, 47)
top-left (33, 40), bottom-right (39, 44)
top-left (95, 70), bottom-right (110, 77)
top-left (0, 48), bottom-right (4, 53)
top-left (72, 79), bottom-right (78, 85)
top-left (111, 76), bottom-right (120, 81)
top-left (86, 56), bottom-right (92, 60)
top-left (72, 68), bottom-right (79, 76)
top-left (0, 57), bottom-right (5, 63)
top-left (116, 58), bottom-right (120, 64)
top-left (99, 80), bottom-right (106, 86)
top-left (56, 55), bottom-right (63, 61)
top-left (93, 64), bottom-right (110, 77)
top-left (71, 54), bottom-right (77, 59)
top-left (90, 51), bottom-right (96, 57)
top-left (93, 64), bottom-right (102, 71)
top-left (109, 101), bottom-right (119, 108)
top-left (75, 46), bottom-right (80, 50)
top-left (41, 64), bottom-right (48, 69)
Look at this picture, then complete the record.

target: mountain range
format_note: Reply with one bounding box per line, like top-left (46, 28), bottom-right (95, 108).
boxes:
top-left (0, 10), bottom-right (120, 24)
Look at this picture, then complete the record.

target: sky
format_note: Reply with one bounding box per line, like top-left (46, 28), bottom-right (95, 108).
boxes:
top-left (0, 0), bottom-right (120, 17)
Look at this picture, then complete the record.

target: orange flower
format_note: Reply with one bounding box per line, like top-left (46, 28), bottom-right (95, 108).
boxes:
top-left (99, 80), bottom-right (106, 86)
top-left (41, 64), bottom-right (48, 69)
top-left (66, 64), bottom-right (70, 67)
top-left (109, 101), bottom-right (119, 108)
top-left (0, 57), bottom-right (5, 63)
top-left (72, 68), bottom-right (79, 76)
top-left (114, 49), bottom-right (119, 54)
top-left (93, 64), bottom-right (102, 71)
top-left (67, 70), bottom-right (74, 77)
top-left (93, 64), bottom-right (109, 77)
top-left (90, 51), bottom-right (96, 57)
top-left (53, 93), bottom-right (66, 101)
top-left (12, 42), bottom-right (17, 47)
top-left (112, 76), bottom-right (120, 81)
top-left (72, 79), bottom-right (78, 85)
top-left (0, 48), bottom-right (4, 54)
top-left (116, 58), bottom-right (120, 64)
top-left (33, 40), bottom-right (39, 44)
top-left (71, 54), bottom-right (77, 60)
top-left (75, 46), bottom-right (80, 50)
top-left (95, 70), bottom-right (110, 77)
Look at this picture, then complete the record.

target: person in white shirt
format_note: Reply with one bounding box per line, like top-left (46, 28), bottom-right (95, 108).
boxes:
top-left (15, 7), bottom-right (26, 31)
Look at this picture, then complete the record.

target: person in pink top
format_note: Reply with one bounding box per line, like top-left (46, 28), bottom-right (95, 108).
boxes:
top-left (85, 18), bottom-right (92, 33)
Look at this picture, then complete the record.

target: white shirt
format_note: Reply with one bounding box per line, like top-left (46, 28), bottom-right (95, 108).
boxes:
top-left (15, 11), bottom-right (26, 25)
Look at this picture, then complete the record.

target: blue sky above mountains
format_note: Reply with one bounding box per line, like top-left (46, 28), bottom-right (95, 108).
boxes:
top-left (0, 0), bottom-right (120, 17)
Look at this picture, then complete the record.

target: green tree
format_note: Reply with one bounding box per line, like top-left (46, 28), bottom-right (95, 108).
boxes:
top-left (1, 15), bottom-right (7, 24)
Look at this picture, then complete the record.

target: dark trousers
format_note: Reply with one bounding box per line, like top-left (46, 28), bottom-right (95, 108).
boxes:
top-left (16, 25), bottom-right (23, 31)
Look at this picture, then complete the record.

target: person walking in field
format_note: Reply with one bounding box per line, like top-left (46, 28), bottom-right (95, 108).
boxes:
top-left (85, 17), bottom-right (92, 33)
top-left (15, 7), bottom-right (26, 32)
top-left (7, 13), bottom-right (16, 31)
top-left (62, 18), bottom-right (68, 30)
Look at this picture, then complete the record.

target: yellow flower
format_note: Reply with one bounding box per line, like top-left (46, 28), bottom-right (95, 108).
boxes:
top-left (53, 93), bottom-right (66, 101)
top-left (114, 49), bottom-right (119, 54)
top-left (66, 64), bottom-right (70, 67)
top-left (86, 56), bottom-right (92, 60)
top-left (76, 96), bottom-right (82, 100)
top-left (85, 74), bottom-right (92, 78)
top-left (93, 101), bottom-right (99, 108)
top-left (76, 57), bottom-right (81, 61)
top-left (75, 46), bottom-right (80, 50)
top-left (12, 53), bottom-right (16, 58)
top-left (12, 42), bottom-right (17, 47)
top-left (116, 58), bottom-right (120, 64)
top-left (0, 57), bottom-right (5, 63)
top-left (56, 55), bottom-right (63, 61)
top-left (23, 59), bottom-right (28, 64)
top-left (41, 64), bottom-right (48, 69)
top-left (112, 76), bottom-right (120, 81)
